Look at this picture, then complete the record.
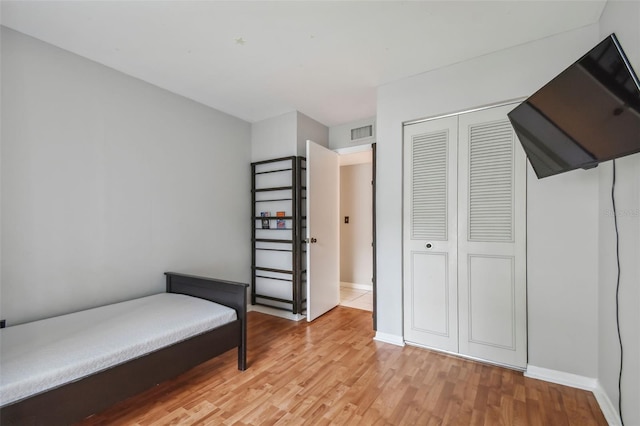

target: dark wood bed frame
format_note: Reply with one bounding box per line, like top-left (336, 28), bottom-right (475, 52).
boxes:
top-left (0, 272), bottom-right (249, 426)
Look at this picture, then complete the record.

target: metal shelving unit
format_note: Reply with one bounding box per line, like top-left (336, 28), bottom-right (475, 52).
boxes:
top-left (251, 156), bottom-right (306, 314)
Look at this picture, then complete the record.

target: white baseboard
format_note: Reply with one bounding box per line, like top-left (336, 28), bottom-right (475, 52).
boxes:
top-left (248, 305), bottom-right (305, 321)
top-left (340, 281), bottom-right (373, 291)
top-left (525, 365), bottom-right (622, 426)
top-left (374, 331), bottom-right (405, 346)
top-left (524, 365), bottom-right (597, 390)
top-left (593, 382), bottom-right (622, 426)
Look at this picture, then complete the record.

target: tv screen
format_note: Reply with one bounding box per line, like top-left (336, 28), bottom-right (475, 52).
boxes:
top-left (508, 34), bottom-right (640, 179)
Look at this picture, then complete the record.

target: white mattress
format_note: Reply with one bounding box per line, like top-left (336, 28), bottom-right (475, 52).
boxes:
top-left (0, 293), bottom-right (237, 406)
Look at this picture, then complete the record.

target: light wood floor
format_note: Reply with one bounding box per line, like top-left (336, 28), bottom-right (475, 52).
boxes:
top-left (79, 307), bottom-right (606, 425)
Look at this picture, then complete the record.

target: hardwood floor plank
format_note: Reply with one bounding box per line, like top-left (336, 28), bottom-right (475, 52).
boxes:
top-left (78, 307), bottom-right (607, 425)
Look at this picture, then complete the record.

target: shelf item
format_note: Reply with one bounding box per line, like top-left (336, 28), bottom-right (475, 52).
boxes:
top-left (251, 156), bottom-right (307, 314)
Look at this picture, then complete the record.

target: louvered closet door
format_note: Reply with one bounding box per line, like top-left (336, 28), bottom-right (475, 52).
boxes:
top-left (403, 116), bottom-right (459, 352)
top-left (457, 104), bottom-right (527, 368)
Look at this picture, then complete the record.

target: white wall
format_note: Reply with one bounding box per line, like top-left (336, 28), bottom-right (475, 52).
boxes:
top-left (251, 112), bottom-right (297, 162)
top-left (329, 117), bottom-right (376, 150)
top-left (297, 111), bottom-right (329, 156)
top-left (525, 166), bottom-right (599, 375)
top-left (1, 28), bottom-right (252, 325)
top-left (376, 24), bottom-right (602, 377)
top-left (598, 2), bottom-right (640, 424)
top-left (251, 111), bottom-right (327, 162)
top-left (340, 163), bottom-right (372, 286)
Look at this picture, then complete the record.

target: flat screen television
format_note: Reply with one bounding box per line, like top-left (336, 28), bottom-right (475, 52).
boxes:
top-left (508, 33), bottom-right (640, 179)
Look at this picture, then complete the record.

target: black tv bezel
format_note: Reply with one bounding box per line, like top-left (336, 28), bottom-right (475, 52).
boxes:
top-left (508, 33), bottom-right (640, 179)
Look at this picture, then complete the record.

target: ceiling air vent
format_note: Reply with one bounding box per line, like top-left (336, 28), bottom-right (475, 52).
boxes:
top-left (351, 124), bottom-right (373, 141)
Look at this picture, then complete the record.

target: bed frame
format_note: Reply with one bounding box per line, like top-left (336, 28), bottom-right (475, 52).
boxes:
top-left (0, 272), bottom-right (248, 426)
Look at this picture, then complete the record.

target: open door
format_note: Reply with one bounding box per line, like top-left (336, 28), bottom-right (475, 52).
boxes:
top-left (306, 140), bottom-right (340, 322)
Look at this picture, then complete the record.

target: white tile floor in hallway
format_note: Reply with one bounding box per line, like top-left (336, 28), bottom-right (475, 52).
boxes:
top-left (339, 283), bottom-right (373, 311)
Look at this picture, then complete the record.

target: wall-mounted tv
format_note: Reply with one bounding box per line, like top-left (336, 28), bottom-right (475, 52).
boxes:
top-left (508, 34), bottom-right (640, 179)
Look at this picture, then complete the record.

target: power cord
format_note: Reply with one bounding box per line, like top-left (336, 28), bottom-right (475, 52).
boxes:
top-left (612, 159), bottom-right (624, 425)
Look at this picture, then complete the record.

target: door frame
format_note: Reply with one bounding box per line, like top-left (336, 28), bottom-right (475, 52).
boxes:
top-left (334, 143), bottom-right (377, 329)
top-left (372, 142), bottom-right (377, 330)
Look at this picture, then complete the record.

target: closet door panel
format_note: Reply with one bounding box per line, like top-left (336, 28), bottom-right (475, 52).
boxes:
top-left (457, 104), bottom-right (527, 368)
top-left (409, 252), bottom-right (450, 336)
top-left (403, 116), bottom-right (458, 352)
top-left (467, 254), bottom-right (515, 349)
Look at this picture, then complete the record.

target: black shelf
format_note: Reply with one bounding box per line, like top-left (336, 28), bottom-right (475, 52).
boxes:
top-left (253, 186), bottom-right (293, 193)
top-left (255, 275), bottom-right (293, 282)
top-left (254, 216), bottom-right (293, 220)
top-left (253, 301), bottom-right (298, 313)
top-left (254, 294), bottom-right (294, 304)
top-left (255, 167), bottom-right (292, 175)
top-left (253, 266), bottom-right (293, 274)
top-left (253, 301), bottom-right (308, 313)
top-left (255, 248), bottom-right (293, 253)
top-left (255, 198), bottom-right (293, 202)
top-left (254, 238), bottom-right (293, 243)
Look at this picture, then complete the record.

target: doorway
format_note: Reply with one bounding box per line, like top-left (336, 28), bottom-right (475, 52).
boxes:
top-left (304, 141), bottom-right (377, 328)
top-left (336, 146), bottom-right (374, 314)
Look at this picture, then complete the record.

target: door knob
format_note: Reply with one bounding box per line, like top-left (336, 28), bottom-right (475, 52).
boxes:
top-left (426, 243), bottom-right (432, 249)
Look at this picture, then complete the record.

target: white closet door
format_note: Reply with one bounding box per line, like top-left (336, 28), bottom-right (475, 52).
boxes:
top-left (403, 116), bottom-right (459, 352)
top-left (457, 104), bottom-right (527, 368)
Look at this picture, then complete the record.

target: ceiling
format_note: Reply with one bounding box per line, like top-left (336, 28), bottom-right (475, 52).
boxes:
top-left (1, 1), bottom-right (606, 127)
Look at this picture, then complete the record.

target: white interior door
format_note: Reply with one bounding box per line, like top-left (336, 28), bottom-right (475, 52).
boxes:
top-left (457, 104), bottom-right (527, 368)
top-left (403, 116), bottom-right (459, 352)
top-left (306, 140), bottom-right (340, 322)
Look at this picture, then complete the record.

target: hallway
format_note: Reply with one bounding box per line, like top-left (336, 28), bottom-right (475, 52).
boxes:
top-left (339, 283), bottom-right (372, 311)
